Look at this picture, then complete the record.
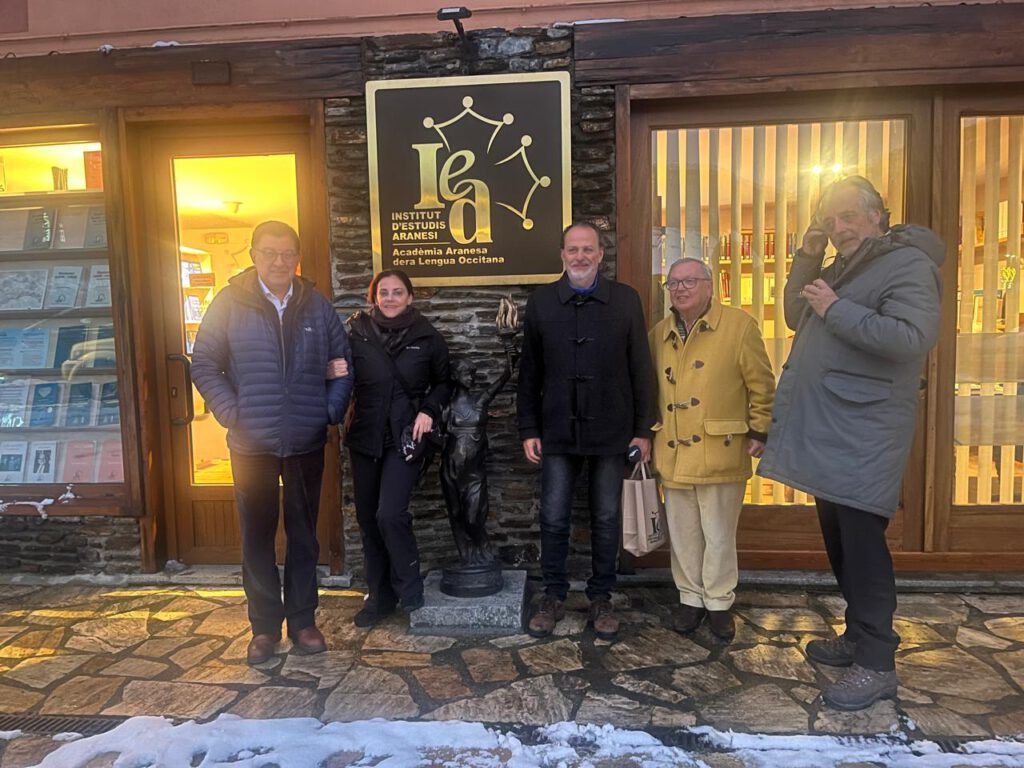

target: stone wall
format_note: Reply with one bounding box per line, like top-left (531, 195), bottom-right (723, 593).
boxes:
top-left (0, 516), bottom-right (141, 575)
top-left (326, 26), bottom-right (618, 581)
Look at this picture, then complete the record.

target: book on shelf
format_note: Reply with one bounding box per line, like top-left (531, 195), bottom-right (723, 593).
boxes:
top-left (44, 265), bottom-right (84, 308)
top-left (84, 151), bottom-right (104, 191)
top-left (26, 441), bottom-right (57, 483)
top-left (28, 382), bottom-right (62, 428)
top-left (0, 268), bottom-right (48, 310)
top-left (84, 207), bottom-right (107, 249)
top-left (0, 441), bottom-right (28, 483)
top-left (183, 294), bottom-right (203, 323)
top-left (23, 208), bottom-right (56, 250)
top-left (0, 209), bottom-right (29, 251)
top-left (84, 264), bottom-right (111, 307)
top-left (0, 327), bottom-right (51, 369)
top-left (52, 325), bottom-right (87, 370)
top-left (0, 379), bottom-right (30, 429)
top-left (52, 206), bottom-right (90, 250)
top-left (97, 440), bottom-right (123, 483)
top-left (60, 439), bottom-right (97, 483)
top-left (96, 380), bottom-right (120, 426)
top-left (51, 167), bottom-right (69, 192)
top-left (63, 381), bottom-right (96, 427)
top-left (86, 324), bottom-right (115, 368)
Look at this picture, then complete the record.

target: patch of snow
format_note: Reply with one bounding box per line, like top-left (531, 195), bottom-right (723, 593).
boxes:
top-left (0, 730), bottom-right (21, 740)
top-left (24, 716), bottom-right (1024, 768)
top-left (51, 732), bottom-right (81, 742)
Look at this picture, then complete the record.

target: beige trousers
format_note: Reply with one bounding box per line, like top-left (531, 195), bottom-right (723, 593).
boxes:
top-left (664, 482), bottom-right (746, 611)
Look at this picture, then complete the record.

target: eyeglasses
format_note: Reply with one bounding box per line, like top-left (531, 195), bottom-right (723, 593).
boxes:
top-left (252, 247), bottom-right (299, 262)
top-left (663, 277), bottom-right (710, 291)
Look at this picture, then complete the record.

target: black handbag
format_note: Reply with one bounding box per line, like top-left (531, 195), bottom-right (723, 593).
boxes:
top-left (364, 331), bottom-right (445, 462)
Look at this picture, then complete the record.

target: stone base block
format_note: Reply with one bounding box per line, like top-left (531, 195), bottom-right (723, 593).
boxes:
top-left (409, 569), bottom-right (526, 636)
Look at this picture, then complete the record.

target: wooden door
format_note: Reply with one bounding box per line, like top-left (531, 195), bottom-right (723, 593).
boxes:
top-left (132, 117), bottom-right (339, 566)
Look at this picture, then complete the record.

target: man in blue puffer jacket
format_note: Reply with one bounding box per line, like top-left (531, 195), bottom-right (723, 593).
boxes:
top-left (192, 220), bottom-right (352, 666)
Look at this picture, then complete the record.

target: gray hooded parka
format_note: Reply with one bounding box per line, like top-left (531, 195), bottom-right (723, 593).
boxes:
top-left (757, 225), bottom-right (944, 518)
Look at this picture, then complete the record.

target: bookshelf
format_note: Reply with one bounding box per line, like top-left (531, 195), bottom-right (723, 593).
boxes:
top-left (0, 138), bottom-right (123, 489)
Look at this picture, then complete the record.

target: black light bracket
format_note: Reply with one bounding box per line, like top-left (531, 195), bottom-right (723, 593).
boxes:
top-left (437, 6), bottom-right (472, 43)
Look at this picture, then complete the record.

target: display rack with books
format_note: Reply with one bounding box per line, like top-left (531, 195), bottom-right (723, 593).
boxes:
top-left (0, 136), bottom-right (123, 488)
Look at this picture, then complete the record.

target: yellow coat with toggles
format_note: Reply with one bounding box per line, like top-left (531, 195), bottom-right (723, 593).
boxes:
top-left (648, 301), bottom-right (776, 488)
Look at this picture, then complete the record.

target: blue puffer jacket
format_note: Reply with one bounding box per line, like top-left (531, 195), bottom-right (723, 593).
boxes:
top-left (191, 268), bottom-right (353, 457)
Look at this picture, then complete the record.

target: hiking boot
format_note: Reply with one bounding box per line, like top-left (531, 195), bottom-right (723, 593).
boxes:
top-left (708, 609), bottom-right (735, 641)
top-left (527, 594), bottom-right (565, 638)
top-left (822, 664), bottom-right (897, 711)
top-left (806, 635), bottom-right (857, 667)
top-left (674, 604), bottom-right (707, 634)
top-left (401, 594), bottom-right (425, 613)
top-left (588, 598), bottom-right (620, 641)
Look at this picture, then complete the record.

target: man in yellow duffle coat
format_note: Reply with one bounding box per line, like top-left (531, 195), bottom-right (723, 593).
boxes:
top-left (649, 257), bottom-right (775, 640)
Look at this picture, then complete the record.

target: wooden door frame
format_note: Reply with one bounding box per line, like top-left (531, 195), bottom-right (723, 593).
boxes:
top-left (931, 87), bottom-right (1024, 569)
top-left (618, 87), bottom-right (936, 567)
top-left (120, 101), bottom-right (343, 573)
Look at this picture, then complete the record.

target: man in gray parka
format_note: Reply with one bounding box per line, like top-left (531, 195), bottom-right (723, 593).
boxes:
top-left (758, 175), bottom-right (943, 711)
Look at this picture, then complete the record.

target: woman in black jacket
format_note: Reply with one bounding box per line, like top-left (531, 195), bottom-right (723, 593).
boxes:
top-left (346, 270), bottom-right (451, 627)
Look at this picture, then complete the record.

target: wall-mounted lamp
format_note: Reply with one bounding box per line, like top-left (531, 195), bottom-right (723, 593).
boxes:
top-left (437, 6), bottom-right (472, 43)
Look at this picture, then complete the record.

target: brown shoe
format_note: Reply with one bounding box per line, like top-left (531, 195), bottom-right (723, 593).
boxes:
top-left (527, 594), bottom-right (565, 638)
top-left (588, 597), bottom-right (620, 640)
top-left (708, 609), bottom-right (735, 641)
top-left (246, 633), bottom-right (279, 666)
top-left (674, 604), bottom-right (707, 634)
top-left (290, 625), bottom-right (327, 655)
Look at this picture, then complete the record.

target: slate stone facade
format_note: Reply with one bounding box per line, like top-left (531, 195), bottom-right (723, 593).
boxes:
top-left (0, 516), bottom-right (141, 575)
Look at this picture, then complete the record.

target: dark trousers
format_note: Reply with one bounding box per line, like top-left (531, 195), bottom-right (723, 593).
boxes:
top-left (816, 498), bottom-right (900, 671)
top-left (540, 453), bottom-right (623, 601)
top-left (230, 448), bottom-right (324, 638)
top-left (349, 448), bottom-right (424, 607)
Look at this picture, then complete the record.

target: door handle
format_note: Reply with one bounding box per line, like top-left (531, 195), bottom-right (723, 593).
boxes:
top-left (168, 353), bottom-right (195, 426)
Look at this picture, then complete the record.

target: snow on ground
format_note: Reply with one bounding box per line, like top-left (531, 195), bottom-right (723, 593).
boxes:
top-left (26, 716), bottom-right (1024, 768)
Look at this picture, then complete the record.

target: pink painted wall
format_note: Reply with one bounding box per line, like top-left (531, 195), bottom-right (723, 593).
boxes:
top-left (0, 0), bottom-right (994, 58)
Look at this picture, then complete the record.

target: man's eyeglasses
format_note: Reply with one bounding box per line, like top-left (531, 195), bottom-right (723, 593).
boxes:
top-left (252, 247), bottom-right (299, 262)
top-left (663, 277), bottom-right (710, 292)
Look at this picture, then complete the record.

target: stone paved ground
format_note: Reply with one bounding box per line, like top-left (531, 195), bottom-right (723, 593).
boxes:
top-left (0, 583), bottom-right (1021, 766)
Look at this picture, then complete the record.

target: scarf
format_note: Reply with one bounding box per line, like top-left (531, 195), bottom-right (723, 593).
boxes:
top-left (368, 306), bottom-right (421, 356)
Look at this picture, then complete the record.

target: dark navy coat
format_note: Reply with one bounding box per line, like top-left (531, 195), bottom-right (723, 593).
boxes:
top-left (191, 268), bottom-right (353, 457)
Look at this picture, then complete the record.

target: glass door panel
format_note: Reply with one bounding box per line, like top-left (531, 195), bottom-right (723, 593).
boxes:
top-left (954, 116), bottom-right (1024, 506)
top-left (650, 119), bottom-right (907, 505)
top-left (170, 154), bottom-right (298, 486)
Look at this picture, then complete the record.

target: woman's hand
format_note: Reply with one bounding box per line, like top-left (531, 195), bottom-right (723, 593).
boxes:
top-left (326, 358), bottom-right (349, 379)
top-left (412, 412), bottom-right (433, 442)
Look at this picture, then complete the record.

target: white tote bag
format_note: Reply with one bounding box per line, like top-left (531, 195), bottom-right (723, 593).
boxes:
top-left (621, 462), bottom-right (667, 556)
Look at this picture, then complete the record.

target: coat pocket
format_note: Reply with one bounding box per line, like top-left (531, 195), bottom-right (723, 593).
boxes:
top-left (703, 419), bottom-right (749, 473)
top-left (822, 370), bottom-right (892, 404)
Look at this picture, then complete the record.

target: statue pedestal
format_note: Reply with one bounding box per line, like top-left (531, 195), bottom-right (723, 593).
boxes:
top-left (440, 560), bottom-right (503, 597)
top-left (409, 569), bottom-right (526, 637)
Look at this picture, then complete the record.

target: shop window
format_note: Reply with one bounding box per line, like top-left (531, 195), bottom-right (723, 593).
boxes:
top-left (650, 120), bottom-right (907, 504)
top-left (0, 131), bottom-right (123, 487)
top-left (954, 116), bottom-right (1024, 506)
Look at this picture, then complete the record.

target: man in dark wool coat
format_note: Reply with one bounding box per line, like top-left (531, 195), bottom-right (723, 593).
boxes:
top-left (517, 221), bottom-right (657, 641)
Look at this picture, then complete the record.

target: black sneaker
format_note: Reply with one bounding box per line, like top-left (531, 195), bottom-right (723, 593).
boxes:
top-left (353, 602), bottom-right (396, 628)
top-left (806, 635), bottom-right (857, 667)
top-left (401, 594), bottom-right (425, 613)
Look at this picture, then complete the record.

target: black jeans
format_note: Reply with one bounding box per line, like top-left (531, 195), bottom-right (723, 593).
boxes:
top-left (349, 447), bottom-right (424, 607)
top-left (816, 498), bottom-right (900, 671)
top-left (231, 448), bottom-right (324, 638)
top-left (539, 453), bottom-right (623, 601)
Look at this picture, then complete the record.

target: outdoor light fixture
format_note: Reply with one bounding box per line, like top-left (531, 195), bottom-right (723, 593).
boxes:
top-left (437, 6), bottom-right (472, 42)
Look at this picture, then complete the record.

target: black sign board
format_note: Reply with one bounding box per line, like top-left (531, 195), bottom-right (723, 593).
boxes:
top-left (367, 73), bottom-right (571, 285)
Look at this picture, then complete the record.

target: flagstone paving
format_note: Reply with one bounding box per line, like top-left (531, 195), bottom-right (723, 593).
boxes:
top-left (0, 582), bottom-right (1021, 765)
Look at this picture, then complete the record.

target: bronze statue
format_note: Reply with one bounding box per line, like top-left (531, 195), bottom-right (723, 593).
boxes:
top-left (438, 296), bottom-right (519, 597)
